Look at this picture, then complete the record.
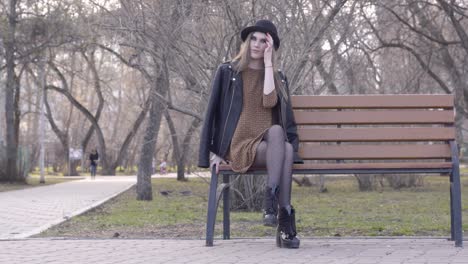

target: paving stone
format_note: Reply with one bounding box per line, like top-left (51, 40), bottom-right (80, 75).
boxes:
top-left (0, 237), bottom-right (467, 263)
top-left (0, 174), bottom-right (466, 263)
top-left (0, 176), bottom-right (135, 239)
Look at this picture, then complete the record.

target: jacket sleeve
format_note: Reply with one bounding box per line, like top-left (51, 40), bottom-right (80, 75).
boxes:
top-left (282, 73), bottom-right (304, 164)
top-left (198, 65), bottom-right (224, 168)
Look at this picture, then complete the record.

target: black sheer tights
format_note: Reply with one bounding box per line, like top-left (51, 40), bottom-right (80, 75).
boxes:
top-left (252, 125), bottom-right (293, 207)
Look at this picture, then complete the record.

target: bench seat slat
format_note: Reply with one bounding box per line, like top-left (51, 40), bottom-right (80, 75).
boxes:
top-left (294, 110), bottom-right (454, 125)
top-left (291, 95), bottom-right (454, 109)
top-left (297, 127), bottom-right (455, 142)
top-left (292, 162), bottom-right (452, 170)
top-left (218, 162), bottom-right (452, 171)
top-left (299, 144), bottom-right (451, 159)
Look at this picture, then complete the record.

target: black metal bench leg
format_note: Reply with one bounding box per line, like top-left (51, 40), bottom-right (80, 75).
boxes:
top-left (450, 169), bottom-right (463, 247)
top-left (223, 174), bottom-right (230, 239)
top-left (450, 141), bottom-right (463, 247)
top-left (206, 167), bottom-right (218, 246)
top-left (450, 182), bottom-right (455, 242)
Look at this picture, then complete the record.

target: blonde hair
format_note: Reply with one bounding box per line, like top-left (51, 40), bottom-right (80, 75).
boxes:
top-left (232, 32), bottom-right (288, 100)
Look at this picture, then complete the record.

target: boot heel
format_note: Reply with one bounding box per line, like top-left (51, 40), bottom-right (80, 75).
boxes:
top-left (281, 237), bottom-right (300, 248)
top-left (276, 231), bottom-right (300, 248)
top-left (277, 206), bottom-right (300, 249)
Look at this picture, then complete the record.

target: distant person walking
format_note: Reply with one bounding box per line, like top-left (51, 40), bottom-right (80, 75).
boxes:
top-left (89, 149), bottom-right (99, 179)
top-left (159, 160), bottom-right (167, 175)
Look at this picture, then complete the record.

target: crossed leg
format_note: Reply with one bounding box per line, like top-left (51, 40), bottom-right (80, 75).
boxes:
top-left (252, 125), bottom-right (294, 207)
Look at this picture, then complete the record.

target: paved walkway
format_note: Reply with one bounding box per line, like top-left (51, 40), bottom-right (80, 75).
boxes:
top-left (0, 238), bottom-right (466, 263)
top-left (0, 175), bottom-right (466, 263)
top-left (0, 176), bottom-right (136, 239)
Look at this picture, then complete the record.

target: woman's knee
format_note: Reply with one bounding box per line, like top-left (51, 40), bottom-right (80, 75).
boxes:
top-left (267, 125), bottom-right (284, 141)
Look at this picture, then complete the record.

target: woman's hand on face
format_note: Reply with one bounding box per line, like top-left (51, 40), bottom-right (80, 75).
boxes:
top-left (264, 33), bottom-right (273, 66)
top-left (210, 154), bottom-right (225, 174)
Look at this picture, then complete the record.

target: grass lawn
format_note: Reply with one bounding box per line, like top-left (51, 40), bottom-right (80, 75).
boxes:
top-left (0, 175), bottom-right (83, 192)
top-left (37, 175), bottom-right (468, 239)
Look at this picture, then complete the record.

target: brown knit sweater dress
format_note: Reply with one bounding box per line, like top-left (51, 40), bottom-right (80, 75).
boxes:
top-left (227, 68), bottom-right (278, 173)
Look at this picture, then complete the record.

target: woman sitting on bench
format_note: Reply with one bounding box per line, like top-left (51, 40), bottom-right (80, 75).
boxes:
top-left (198, 19), bottom-right (303, 249)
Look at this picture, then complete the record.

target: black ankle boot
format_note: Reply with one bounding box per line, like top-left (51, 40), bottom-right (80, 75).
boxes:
top-left (262, 186), bottom-right (278, 227)
top-left (276, 206), bottom-right (300, 248)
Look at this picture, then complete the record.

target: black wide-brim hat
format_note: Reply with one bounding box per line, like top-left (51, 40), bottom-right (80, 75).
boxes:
top-left (240, 19), bottom-right (280, 50)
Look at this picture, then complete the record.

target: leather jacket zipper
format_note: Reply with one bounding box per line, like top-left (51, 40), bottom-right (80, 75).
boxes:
top-left (219, 78), bottom-right (236, 153)
top-left (279, 98), bottom-right (290, 142)
top-left (279, 79), bottom-right (290, 142)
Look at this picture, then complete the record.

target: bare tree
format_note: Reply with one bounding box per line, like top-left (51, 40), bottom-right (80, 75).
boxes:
top-left (2, 0), bottom-right (21, 181)
top-left (3, 0), bottom-right (466, 194)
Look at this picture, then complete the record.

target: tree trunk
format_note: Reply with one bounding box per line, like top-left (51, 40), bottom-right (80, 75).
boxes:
top-left (3, 0), bottom-right (21, 182)
top-left (178, 119), bottom-right (201, 180)
top-left (136, 96), bottom-right (162, 200)
top-left (385, 174), bottom-right (423, 189)
top-left (164, 110), bottom-right (201, 181)
top-left (80, 51), bottom-right (107, 172)
top-left (176, 160), bottom-right (185, 181)
top-left (136, 66), bottom-right (168, 200)
top-left (163, 110), bottom-right (183, 181)
top-left (354, 174), bottom-right (377, 192)
top-left (105, 96), bottom-right (151, 175)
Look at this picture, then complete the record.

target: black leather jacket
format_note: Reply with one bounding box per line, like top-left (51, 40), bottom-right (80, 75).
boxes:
top-left (198, 61), bottom-right (303, 168)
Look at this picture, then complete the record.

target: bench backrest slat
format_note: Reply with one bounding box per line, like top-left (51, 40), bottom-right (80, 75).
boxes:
top-left (299, 144), bottom-right (451, 160)
top-left (291, 95), bottom-right (454, 109)
top-left (294, 110), bottom-right (454, 125)
top-left (297, 127), bottom-right (455, 142)
top-left (291, 94), bottom-right (455, 162)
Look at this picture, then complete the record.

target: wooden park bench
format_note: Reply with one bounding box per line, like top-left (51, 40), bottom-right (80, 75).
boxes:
top-left (205, 94), bottom-right (463, 247)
